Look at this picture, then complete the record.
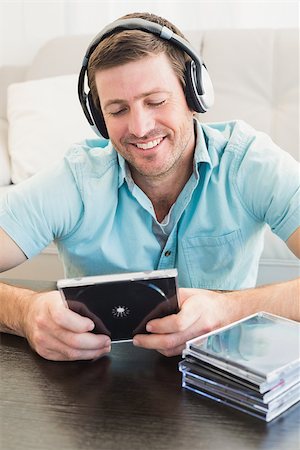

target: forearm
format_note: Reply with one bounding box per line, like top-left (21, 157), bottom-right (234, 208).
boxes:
top-left (0, 282), bottom-right (36, 336)
top-left (225, 277), bottom-right (300, 322)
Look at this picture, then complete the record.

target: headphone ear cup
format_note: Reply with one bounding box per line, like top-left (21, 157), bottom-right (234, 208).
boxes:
top-left (185, 62), bottom-right (204, 112)
top-left (87, 91), bottom-right (109, 139)
top-left (185, 61), bottom-right (214, 113)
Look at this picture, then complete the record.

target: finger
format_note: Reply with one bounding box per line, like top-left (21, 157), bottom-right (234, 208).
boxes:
top-left (146, 296), bottom-right (201, 334)
top-left (40, 344), bottom-right (112, 362)
top-left (133, 330), bottom-right (185, 351)
top-left (55, 330), bottom-right (111, 351)
top-left (134, 315), bottom-right (208, 353)
top-left (66, 301), bottom-right (111, 335)
top-left (50, 303), bottom-right (95, 333)
top-left (158, 343), bottom-right (186, 357)
top-left (145, 314), bottom-right (178, 333)
top-left (33, 330), bottom-right (111, 361)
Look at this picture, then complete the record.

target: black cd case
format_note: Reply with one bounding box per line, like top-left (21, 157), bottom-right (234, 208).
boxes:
top-left (57, 269), bottom-right (179, 342)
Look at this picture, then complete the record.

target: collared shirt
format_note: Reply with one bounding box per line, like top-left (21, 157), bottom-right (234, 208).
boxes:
top-left (0, 120), bottom-right (299, 289)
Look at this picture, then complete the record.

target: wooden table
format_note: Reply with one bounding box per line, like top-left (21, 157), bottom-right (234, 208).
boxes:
top-left (1, 279), bottom-right (300, 450)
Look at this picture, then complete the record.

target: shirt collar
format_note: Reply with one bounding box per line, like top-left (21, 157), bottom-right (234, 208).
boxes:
top-left (117, 153), bottom-right (128, 188)
top-left (192, 118), bottom-right (212, 176)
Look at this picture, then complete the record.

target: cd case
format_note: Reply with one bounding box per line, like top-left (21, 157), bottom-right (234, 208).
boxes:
top-left (57, 269), bottom-right (179, 342)
top-left (180, 312), bottom-right (300, 421)
top-left (181, 372), bottom-right (300, 422)
top-left (184, 312), bottom-right (300, 390)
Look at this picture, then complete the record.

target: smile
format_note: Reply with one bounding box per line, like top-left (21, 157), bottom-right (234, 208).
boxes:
top-left (134, 137), bottom-right (164, 150)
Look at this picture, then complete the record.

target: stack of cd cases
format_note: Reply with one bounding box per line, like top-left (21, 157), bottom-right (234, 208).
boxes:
top-left (179, 312), bottom-right (300, 421)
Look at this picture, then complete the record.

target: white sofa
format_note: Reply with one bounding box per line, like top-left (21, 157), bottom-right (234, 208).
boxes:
top-left (0, 29), bottom-right (299, 283)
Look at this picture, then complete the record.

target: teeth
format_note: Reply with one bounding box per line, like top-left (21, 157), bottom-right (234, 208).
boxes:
top-left (136, 138), bottom-right (163, 150)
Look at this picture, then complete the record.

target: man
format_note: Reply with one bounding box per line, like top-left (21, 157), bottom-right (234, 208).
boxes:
top-left (0, 12), bottom-right (299, 361)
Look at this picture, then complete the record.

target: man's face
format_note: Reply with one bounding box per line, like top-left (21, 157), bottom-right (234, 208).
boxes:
top-left (95, 53), bottom-right (195, 181)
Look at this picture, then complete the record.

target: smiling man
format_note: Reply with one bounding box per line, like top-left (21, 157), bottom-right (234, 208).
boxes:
top-left (0, 12), bottom-right (299, 361)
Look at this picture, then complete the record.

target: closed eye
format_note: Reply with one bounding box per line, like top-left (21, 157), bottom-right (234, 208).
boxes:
top-left (148, 100), bottom-right (166, 107)
top-left (109, 108), bottom-right (127, 116)
top-left (108, 100), bottom-right (166, 116)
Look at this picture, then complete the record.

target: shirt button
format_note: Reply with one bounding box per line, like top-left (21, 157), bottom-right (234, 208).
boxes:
top-left (164, 250), bottom-right (171, 257)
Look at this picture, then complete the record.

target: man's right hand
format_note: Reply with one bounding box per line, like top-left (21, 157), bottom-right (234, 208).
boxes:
top-left (23, 290), bottom-right (111, 361)
top-left (0, 228), bottom-right (111, 361)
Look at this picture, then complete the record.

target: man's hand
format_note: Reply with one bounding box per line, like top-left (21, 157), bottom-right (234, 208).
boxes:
top-left (133, 288), bottom-right (233, 357)
top-left (23, 290), bottom-right (111, 361)
top-left (133, 276), bottom-right (300, 357)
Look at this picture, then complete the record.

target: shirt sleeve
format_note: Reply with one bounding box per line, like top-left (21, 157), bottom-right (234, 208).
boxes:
top-left (0, 158), bottom-right (83, 258)
top-left (232, 128), bottom-right (300, 241)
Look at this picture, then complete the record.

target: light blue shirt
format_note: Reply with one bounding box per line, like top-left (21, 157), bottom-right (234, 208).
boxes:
top-left (0, 120), bottom-right (299, 289)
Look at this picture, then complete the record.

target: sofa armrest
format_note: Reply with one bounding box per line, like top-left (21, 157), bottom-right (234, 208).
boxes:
top-left (0, 65), bottom-right (27, 187)
top-left (0, 119), bottom-right (11, 186)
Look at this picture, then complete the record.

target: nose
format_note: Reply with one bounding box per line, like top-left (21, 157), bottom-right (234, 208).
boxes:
top-left (127, 105), bottom-right (155, 138)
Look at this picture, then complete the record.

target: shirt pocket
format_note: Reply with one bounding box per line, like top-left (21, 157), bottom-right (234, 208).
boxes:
top-left (181, 229), bottom-right (243, 289)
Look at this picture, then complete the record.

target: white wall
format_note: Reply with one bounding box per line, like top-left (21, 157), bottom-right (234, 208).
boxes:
top-left (0, 0), bottom-right (298, 67)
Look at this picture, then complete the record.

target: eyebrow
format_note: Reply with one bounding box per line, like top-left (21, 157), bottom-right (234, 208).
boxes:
top-left (103, 90), bottom-right (171, 110)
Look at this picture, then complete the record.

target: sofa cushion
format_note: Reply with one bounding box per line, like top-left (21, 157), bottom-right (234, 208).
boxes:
top-left (7, 74), bottom-right (95, 184)
top-left (200, 29), bottom-right (299, 161)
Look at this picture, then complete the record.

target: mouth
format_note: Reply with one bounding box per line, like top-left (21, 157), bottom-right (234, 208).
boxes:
top-left (130, 137), bottom-right (165, 151)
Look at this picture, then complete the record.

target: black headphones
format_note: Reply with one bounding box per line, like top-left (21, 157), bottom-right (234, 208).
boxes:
top-left (78, 18), bottom-right (214, 139)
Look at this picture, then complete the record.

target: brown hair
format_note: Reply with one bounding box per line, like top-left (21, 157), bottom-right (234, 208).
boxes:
top-left (87, 12), bottom-right (190, 111)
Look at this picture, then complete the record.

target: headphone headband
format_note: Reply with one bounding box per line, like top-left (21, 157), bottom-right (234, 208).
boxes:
top-left (78, 18), bottom-right (214, 138)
